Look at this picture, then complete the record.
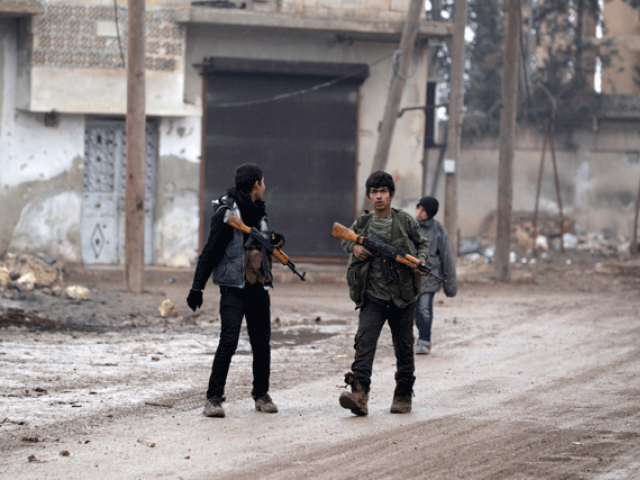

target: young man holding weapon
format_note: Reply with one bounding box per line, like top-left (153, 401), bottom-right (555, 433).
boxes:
top-left (186, 163), bottom-right (304, 418)
top-left (332, 171), bottom-right (430, 415)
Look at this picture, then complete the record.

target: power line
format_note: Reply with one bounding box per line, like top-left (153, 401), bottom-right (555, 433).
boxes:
top-left (209, 50), bottom-right (398, 109)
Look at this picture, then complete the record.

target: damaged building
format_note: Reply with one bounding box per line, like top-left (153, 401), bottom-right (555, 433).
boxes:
top-left (0, 0), bottom-right (451, 265)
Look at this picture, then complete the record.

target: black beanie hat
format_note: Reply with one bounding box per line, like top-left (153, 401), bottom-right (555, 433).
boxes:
top-left (417, 196), bottom-right (439, 218)
top-left (235, 163), bottom-right (263, 193)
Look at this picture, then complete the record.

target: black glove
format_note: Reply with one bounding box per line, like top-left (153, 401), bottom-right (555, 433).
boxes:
top-left (271, 232), bottom-right (285, 248)
top-left (186, 289), bottom-right (203, 312)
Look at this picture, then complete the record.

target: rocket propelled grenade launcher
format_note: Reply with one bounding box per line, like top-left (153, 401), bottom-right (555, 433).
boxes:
top-left (225, 212), bottom-right (306, 281)
top-left (331, 222), bottom-right (444, 282)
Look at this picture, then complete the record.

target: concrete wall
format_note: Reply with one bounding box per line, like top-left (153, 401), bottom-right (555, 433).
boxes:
top-left (155, 116), bottom-right (201, 266)
top-left (1, 18), bottom-right (85, 261)
top-left (434, 123), bottom-right (640, 241)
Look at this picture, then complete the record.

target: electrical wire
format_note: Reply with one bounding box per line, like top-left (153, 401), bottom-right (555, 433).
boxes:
top-left (209, 50), bottom-right (398, 108)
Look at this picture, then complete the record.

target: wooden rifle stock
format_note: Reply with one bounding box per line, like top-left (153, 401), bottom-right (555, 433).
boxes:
top-left (331, 222), bottom-right (444, 282)
top-left (225, 212), bottom-right (306, 281)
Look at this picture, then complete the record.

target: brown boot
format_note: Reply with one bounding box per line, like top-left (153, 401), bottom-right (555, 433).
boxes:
top-left (390, 379), bottom-right (414, 414)
top-left (339, 372), bottom-right (369, 416)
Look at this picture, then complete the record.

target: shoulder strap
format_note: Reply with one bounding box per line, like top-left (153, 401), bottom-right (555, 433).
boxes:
top-left (354, 212), bottom-right (373, 233)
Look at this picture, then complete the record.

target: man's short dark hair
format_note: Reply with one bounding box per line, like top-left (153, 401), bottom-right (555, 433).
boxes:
top-left (235, 163), bottom-right (263, 193)
top-left (365, 171), bottom-right (395, 198)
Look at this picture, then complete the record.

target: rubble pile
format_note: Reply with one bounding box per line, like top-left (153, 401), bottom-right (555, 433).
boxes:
top-left (459, 211), bottom-right (639, 269)
top-left (0, 252), bottom-right (90, 301)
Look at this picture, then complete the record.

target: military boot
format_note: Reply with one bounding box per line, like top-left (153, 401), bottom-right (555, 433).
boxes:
top-left (339, 372), bottom-right (369, 416)
top-left (390, 379), bottom-right (414, 414)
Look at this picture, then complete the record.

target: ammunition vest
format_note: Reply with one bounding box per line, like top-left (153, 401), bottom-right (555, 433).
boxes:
top-left (211, 195), bottom-right (272, 289)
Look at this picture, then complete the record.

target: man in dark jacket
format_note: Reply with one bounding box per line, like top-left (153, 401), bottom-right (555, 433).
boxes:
top-left (186, 163), bottom-right (284, 418)
top-left (339, 171), bottom-right (429, 416)
top-left (415, 196), bottom-right (457, 354)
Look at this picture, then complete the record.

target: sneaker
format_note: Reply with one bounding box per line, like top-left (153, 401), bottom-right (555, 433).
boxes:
top-left (416, 341), bottom-right (431, 355)
top-left (254, 393), bottom-right (278, 413)
top-left (203, 397), bottom-right (225, 417)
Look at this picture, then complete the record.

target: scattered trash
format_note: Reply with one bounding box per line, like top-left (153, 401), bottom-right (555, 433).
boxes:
top-left (459, 239), bottom-right (480, 255)
top-left (137, 439), bottom-right (155, 448)
top-left (65, 285), bottom-right (90, 301)
top-left (509, 252), bottom-right (517, 263)
top-left (158, 299), bottom-right (178, 318)
top-left (572, 441), bottom-right (583, 446)
top-left (563, 233), bottom-right (578, 249)
top-left (166, 277), bottom-right (177, 284)
top-left (535, 235), bottom-right (549, 251)
top-left (22, 436), bottom-right (43, 443)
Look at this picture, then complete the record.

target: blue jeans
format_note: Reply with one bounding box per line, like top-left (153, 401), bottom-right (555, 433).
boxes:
top-left (415, 292), bottom-right (435, 345)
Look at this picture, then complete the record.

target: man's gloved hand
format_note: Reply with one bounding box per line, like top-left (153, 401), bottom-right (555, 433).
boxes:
top-left (271, 232), bottom-right (285, 249)
top-left (186, 289), bottom-right (203, 312)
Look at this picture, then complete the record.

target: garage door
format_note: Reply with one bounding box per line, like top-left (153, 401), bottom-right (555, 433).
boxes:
top-left (201, 57), bottom-right (368, 258)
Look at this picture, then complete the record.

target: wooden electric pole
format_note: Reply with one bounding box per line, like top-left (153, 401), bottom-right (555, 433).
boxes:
top-left (125, 0), bottom-right (146, 293)
top-left (495, 0), bottom-right (520, 281)
top-left (369, 0), bottom-right (425, 188)
top-left (443, 0), bottom-right (467, 257)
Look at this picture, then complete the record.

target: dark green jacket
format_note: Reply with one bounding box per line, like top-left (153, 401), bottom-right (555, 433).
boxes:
top-left (342, 208), bottom-right (429, 309)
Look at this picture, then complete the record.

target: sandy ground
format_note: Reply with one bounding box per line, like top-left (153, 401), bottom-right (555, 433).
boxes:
top-left (1, 255), bottom-right (640, 479)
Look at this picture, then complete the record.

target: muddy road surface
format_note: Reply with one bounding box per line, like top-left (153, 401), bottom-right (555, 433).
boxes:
top-left (1, 259), bottom-right (640, 479)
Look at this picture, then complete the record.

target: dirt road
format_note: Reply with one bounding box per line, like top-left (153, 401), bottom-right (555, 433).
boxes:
top-left (1, 259), bottom-right (640, 479)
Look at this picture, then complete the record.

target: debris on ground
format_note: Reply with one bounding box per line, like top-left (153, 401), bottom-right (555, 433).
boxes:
top-left (65, 285), bottom-right (90, 300)
top-left (158, 299), bottom-right (178, 318)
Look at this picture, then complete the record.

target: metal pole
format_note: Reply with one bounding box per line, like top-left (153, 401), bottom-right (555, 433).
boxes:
top-left (125, 0), bottom-right (146, 293)
top-left (495, 0), bottom-right (520, 282)
top-left (548, 124), bottom-right (565, 253)
top-left (443, 0), bottom-right (467, 257)
top-left (369, 0), bottom-right (425, 180)
top-left (532, 122), bottom-right (549, 257)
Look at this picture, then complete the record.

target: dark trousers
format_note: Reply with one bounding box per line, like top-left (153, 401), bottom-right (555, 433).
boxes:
top-left (206, 283), bottom-right (271, 399)
top-left (351, 294), bottom-right (416, 393)
top-left (415, 292), bottom-right (435, 344)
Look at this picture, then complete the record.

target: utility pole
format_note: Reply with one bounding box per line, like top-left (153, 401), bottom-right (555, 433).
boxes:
top-left (443, 0), bottom-right (467, 257)
top-left (421, 0), bottom-right (442, 197)
top-left (495, 0), bottom-right (520, 281)
top-left (368, 0), bottom-right (425, 202)
top-left (125, 0), bottom-right (146, 293)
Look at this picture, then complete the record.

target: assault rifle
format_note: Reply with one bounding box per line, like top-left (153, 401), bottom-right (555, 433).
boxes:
top-left (331, 222), bottom-right (444, 282)
top-left (225, 212), bottom-right (306, 281)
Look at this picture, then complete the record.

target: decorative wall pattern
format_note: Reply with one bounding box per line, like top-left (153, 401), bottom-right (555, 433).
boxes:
top-left (32, 5), bottom-right (184, 72)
